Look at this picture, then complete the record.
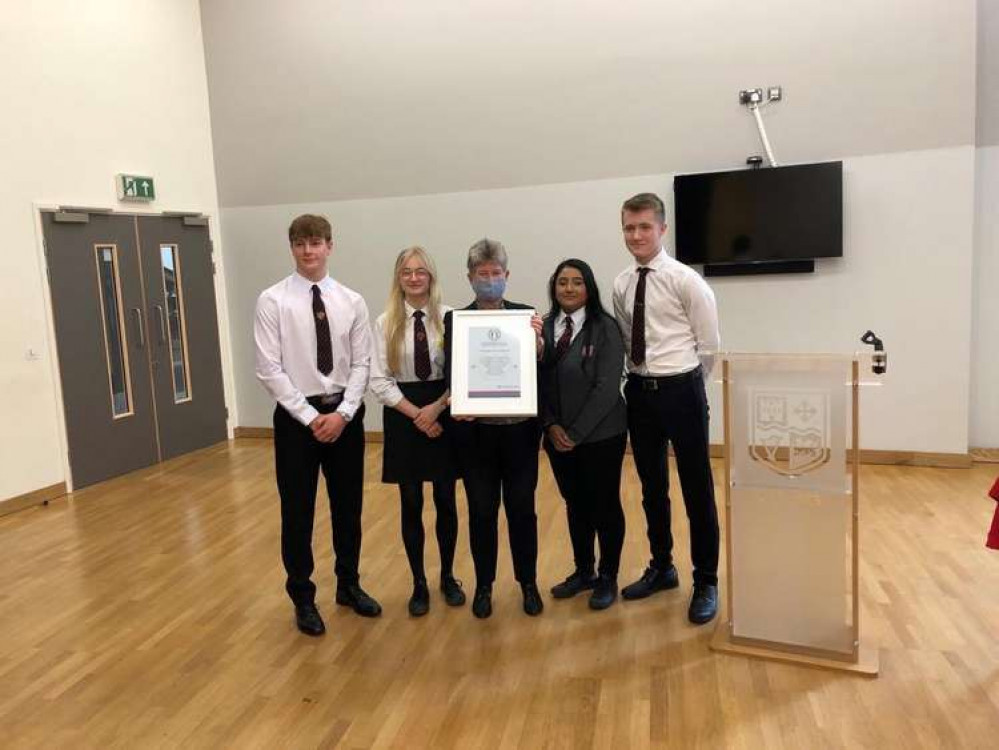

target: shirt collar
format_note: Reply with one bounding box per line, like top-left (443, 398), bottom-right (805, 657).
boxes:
top-left (404, 301), bottom-right (429, 318)
top-left (633, 247), bottom-right (667, 271)
top-left (556, 307), bottom-right (586, 330)
top-left (292, 271), bottom-right (332, 290)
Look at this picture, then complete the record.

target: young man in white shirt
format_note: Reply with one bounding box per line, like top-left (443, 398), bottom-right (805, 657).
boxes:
top-left (612, 193), bottom-right (721, 625)
top-left (254, 214), bottom-right (381, 636)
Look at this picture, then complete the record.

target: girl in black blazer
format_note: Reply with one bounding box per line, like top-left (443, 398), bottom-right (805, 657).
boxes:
top-left (540, 259), bottom-right (628, 610)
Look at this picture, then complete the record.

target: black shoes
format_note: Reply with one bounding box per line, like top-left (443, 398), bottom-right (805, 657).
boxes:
top-left (335, 583), bottom-right (383, 617)
top-left (550, 570), bottom-right (598, 599)
top-left (409, 579), bottom-right (430, 617)
top-left (472, 585), bottom-right (492, 619)
top-left (688, 583), bottom-right (718, 625)
top-left (441, 576), bottom-right (466, 607)
top-left (294, 603), bottom-right (326, 636)
top-left (522, 583), bottom-right (544, 616)
top-left (588, 575), bottom-right (618, 611)
top-left (621, 565), bottom-right (680, 600)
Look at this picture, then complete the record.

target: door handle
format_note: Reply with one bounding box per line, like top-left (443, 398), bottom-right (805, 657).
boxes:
top-left (154, 305), bottom-right (167, 344)
top-left (131, 308), bottom-right (145, 348)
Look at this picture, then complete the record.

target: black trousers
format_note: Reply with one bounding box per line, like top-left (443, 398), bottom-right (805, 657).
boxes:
top-left (544, 432), bottom-right (627, 578)
top-left (460, 419), bottom-right (540, 587)
top-left (273, 403), bottom-right (366, 606)
top-left (625, 369), bottom-right (719, 586)
top-left (398, 480), bottom-right (458, 582)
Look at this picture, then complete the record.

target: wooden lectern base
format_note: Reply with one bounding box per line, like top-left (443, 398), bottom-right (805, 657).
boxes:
top-left (709, 606), bottom-right (880, 677)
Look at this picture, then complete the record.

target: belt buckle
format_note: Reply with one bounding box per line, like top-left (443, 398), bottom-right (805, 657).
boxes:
top-left (642, 378), bottom-right (658, 391)
top-left (319, 394), bottom-right (338, 406)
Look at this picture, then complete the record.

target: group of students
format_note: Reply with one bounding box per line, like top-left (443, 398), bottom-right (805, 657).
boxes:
top-left (254, 192), bottom-right (721, 637)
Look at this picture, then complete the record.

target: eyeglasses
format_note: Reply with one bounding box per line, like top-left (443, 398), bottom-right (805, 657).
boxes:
top-left (399, 268), bottom-right (430, 279)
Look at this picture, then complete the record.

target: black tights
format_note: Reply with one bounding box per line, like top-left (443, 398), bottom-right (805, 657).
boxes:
top-left (399, 480), bottom-right (458, 582)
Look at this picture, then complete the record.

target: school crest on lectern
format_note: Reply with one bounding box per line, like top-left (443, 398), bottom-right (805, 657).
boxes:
top-left (749, 389), bottom-right (831, 476)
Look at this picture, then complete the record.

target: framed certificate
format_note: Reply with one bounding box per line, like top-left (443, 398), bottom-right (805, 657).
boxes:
top-left (450, 309), bottom-right (538, 417)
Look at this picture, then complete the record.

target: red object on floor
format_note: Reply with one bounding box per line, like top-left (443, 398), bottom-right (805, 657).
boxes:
top-left (988, 476), bottom-right (999, 550)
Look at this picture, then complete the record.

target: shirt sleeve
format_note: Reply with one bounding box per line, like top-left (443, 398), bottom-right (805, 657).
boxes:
top-left (339, 295), bottom-right (372, 421)
top-left (681, 271), bottom-right (720, 376)
top-left (368, 315), bottom-right (404, 407)
top-left (254, 290), bottom-right (319, 426)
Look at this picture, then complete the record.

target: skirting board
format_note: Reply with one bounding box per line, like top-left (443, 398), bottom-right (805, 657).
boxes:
top-left (0, 482), bottom-right (67, 518)
top-left (233, 427), bottom-right (970, 468)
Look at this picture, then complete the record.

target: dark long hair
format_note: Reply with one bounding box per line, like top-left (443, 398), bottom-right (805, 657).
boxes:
top-left (546, 258), bottom-right (615, 371)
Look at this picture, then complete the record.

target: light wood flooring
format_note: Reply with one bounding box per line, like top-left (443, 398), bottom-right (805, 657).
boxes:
top-left (1, 439), bottom-right (997, 749)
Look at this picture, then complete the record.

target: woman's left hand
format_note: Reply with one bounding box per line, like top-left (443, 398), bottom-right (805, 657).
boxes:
top-left (531, 313), bottom-right (544, 356)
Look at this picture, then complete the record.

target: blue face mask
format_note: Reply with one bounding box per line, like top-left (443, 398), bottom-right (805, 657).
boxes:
top-left (472, 277), bottom-right (506, 302)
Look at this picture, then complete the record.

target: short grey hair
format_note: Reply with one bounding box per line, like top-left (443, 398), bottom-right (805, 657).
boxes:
top-left (467, 238), bottom-right (508, 272)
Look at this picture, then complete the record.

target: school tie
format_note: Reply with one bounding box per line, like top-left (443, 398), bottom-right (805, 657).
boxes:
top-left (413, 310), bottom-right (431, 381)
top-left (555, 316), bottom-right (574, 360)
top-left (631, 267), bottom-right (651, 366)
top-left (312, 285), bottom-right (333, 376)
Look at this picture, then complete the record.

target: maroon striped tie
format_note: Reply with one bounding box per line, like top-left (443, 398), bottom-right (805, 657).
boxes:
top-left (555, 316), bottom-right (573, 360)
top-left (413, 310), bottom-right (431, 381)
top-left (631, 267), bottom-right (651, 366)
top-left (312, 285), bottom-right (333, 376)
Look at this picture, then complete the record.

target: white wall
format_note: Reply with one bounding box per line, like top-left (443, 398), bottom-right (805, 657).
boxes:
top-left (972, 146), bottom-right (999, 447)
top-left (972, 0), bottom-right (999, 447)
top-left (201, 0), bottom-right (976, 205)
top-left (0, 1), bottom-right (229, 504)
top-left (223, 146), bottom-right (975, 454)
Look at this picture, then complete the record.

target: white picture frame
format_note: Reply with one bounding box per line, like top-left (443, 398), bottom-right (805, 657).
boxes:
top-left (450, 309), bottom-right (538, 417)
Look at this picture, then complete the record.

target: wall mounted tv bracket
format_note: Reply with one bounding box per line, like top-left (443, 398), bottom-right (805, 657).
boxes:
top-left (739, 87), bottom-right (782, 168)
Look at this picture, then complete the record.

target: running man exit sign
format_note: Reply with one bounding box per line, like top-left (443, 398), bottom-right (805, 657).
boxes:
top-left (116, 174), bottom-right (156, 202)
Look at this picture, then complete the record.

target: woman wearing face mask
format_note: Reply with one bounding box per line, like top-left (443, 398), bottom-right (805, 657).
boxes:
top-left (370, 247), bottom-right (466, 616)
top-left (443, 238), bottom-right (545, 619)
top-left (540, 259), bottom-right (628, 610)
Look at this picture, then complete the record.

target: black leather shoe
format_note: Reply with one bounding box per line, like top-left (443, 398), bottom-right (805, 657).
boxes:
top-left (472, 585), bottom-right (492, 619)
top-left (335, 584), bottom-right (382, 617)
top-left (688, 583), bottom-right (718, 625)
top-left (409, 579), bottom-right (430, 617)
top-left (440, 576), bottom-right (466, 607)
top-left (588, 575), bottom-right (618, 611)
top-left (621, 565), bottom-right (680, 600)
top-left (294, 603), bottom-right (326, 636)
top-left (550, 570), bottom-right (598, 599)
top-left (522, 583), bottom-right (544, 616)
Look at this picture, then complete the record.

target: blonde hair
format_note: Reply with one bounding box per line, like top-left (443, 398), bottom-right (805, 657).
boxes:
top-left (384, 246), bottom-right (443, 375)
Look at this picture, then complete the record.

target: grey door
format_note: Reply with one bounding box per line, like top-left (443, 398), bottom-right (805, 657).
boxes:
top-left (42, 211), bottom-right (228, 488)
top-left (137, 215), bottom-right (227, 460)
top-left (42, 211), bottom-right (160, 487)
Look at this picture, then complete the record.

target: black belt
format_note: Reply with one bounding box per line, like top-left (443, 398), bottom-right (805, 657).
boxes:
top-left (627, 366), bottom-right (701, 391)
top-left (306, 393), bottom-right (345, 411)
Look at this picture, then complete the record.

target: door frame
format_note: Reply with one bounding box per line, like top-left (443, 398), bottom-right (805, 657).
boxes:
top-left (31, 202), bottom-right (237, 492)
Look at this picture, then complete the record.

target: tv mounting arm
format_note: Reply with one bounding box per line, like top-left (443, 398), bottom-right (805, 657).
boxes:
top-left (740, 87), bottom-right (782, 168)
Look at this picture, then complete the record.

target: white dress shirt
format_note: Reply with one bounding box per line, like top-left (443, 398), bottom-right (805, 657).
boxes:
top-left (369, 303), bottom-right (452, 407)
top-left (612, 248), bottom-right (720, 376)
top-left (254, 272), bottom-right (371, 426)
top-left (554, 307), bottom-right (586, 345)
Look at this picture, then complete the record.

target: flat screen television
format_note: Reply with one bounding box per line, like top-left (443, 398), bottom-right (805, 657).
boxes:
top-left (673, 161), bottom-right (842, 275)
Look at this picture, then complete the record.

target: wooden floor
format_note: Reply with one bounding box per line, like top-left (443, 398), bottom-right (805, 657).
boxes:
top-left (1, 439), bottom-right (998, 749)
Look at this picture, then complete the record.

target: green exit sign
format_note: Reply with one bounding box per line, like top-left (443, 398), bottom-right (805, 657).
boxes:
top-left (116, 174), bottom-right (156, 202)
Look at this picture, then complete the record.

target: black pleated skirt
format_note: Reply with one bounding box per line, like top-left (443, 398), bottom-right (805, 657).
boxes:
top-left (381, 379), bottom-right (457, 483)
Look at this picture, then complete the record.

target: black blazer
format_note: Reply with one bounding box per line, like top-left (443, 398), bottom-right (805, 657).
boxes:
top-left (540, 310), bottom-right (627, 445)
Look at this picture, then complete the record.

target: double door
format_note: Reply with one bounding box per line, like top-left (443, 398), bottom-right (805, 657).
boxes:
top-left (42, 211), bottom-right (228, 489)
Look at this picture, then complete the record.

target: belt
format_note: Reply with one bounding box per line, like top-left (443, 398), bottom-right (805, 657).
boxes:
top-left (627, 367), bottom-right (701, 391)
top-left (306, 392), bottom-right (345, 410)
